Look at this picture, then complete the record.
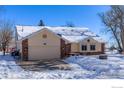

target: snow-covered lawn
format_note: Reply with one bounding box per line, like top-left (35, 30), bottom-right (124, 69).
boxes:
top-left (65, 54), bottom-right (124, 79)
top-left (0, 52), bottom-right (124, 79)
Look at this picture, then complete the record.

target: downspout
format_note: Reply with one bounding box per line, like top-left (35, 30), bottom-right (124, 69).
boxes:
top-left (14, 26), bottom-right (18, 50)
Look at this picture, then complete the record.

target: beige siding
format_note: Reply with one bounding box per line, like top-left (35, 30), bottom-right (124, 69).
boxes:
top-left (28, 29), bottom-right (60, 60)
top-left (79, 38), bottom-right (102, 52)
top-left (71, 43), bottom-right (79, 53)
top-left (70, 38), bottom-right (102, 53)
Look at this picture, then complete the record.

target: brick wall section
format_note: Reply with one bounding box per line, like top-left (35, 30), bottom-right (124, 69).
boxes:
top-left (69, 52), bottom-right (104, 56)
top-left (80, 52), bottom-right (103, 55)
top-left (22, 39), bottom-right (28, 61)
top-left (60, 39), bottom-right (66, 58)
top-left (65, 43), bottom-right (71, 56)
top-left (60, 39), bottom-right (71, 58)
top-left (101, 43), bottom-right (105, 54)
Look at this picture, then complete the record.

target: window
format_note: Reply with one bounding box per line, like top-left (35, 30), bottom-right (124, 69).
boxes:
top-left (82, 45), bottom-right (87, 51)
top-left (90, 45), bottom-right (95, 50)
top-left (43, 43), bottom-right (47, 45)
top-left (87, 39), bottom-right (90, 42)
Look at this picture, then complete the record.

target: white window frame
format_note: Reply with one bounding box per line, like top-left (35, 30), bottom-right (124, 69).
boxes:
top-left (90, 45), bottom-right (96, 51)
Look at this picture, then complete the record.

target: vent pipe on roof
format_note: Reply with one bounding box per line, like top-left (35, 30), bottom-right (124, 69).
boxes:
top-left (57, 33), bottom-right (62, 37)
top-left (22, 26), bottom-right (24, 32)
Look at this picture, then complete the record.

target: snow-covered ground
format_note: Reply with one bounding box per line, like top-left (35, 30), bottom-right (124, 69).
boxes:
top-left (0, 52), bottom-right (124, 79)
top-left (65, 53), bottom-right (124, 79)
top-left (0, 52), bottom-right (94, 79)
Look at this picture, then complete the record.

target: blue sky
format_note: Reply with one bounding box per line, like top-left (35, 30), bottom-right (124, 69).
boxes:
top-left (1, 5), bottom-right (111, 42)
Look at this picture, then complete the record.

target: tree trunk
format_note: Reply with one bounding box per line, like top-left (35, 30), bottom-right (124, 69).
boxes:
top-left (119, 18), bottom-right (124, 52)
top-left (111, 27), bottom-right (122, 52)
top-left (120, 31), bottom-right (124, 50)
top-left (114, 34), bottom-right (122, 52)
top-left (3, 48), bottom-right (5, 56)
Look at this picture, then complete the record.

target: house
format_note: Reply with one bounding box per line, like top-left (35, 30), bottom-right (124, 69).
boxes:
top-left (8, 38), bottom-right (16, 52)
top-left (15, 25), bottom-right (105, 61)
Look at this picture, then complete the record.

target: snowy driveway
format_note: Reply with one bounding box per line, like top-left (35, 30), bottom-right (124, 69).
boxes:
top-left (16, 59), bottom-right (73, 71)
top-left (0, 52), bottom-right (124, 79)
top-left (0, 53), bottom-right (94, 79)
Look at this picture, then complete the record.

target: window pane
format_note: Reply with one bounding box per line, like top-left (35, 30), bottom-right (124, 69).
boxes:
top-left (90, 45), bottom-right (95, 50)
top-left (82, 45), bottom-right (87, 51)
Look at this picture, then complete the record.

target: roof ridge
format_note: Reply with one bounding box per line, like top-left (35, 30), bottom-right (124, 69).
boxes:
top-left (15, 25), bottom-right (89, 29)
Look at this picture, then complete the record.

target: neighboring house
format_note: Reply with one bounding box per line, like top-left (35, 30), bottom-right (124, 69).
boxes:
top-left (8, 38), bottom-right (16, 52)
top-left (15, 25), bottom-right (105, 61)
top-left (0, 39), bottom-right (16, 53)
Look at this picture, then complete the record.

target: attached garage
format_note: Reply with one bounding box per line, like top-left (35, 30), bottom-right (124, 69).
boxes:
top-left (26, 29), bottom-right (61, 60)
top-left (28, 46), bottom-right (60, 60)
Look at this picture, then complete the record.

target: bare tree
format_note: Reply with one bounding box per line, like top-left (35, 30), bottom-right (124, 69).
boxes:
top-left (112, 6), bottom-right (124, 51)
top-left (65, 21), bottom-right (75, 27)
top-left (38, 19), bottom-right (45, 26)
top-left (0, 20), bottom-right (13, 55)
top-left (98, 5), bottom-right (124, 53)
top-left (0, 6), bottom-right (4, 51)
